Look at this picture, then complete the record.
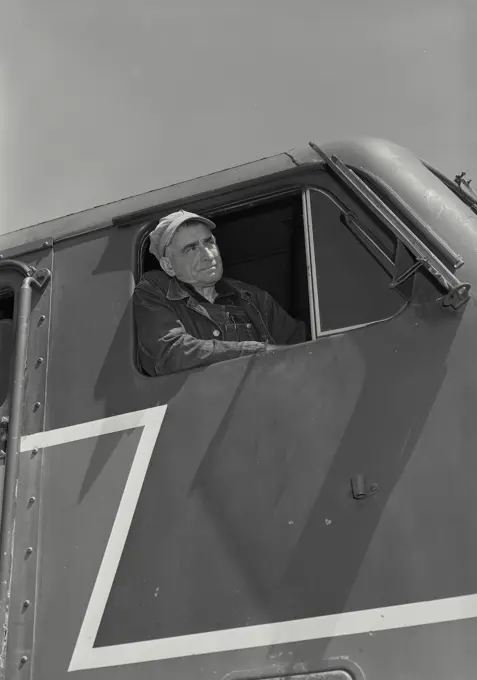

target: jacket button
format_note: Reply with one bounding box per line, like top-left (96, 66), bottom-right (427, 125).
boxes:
top-left (213, 330), bottom-right (220, 337)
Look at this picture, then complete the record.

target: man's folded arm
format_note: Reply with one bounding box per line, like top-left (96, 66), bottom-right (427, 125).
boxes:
top-left (133, 289), bottom-right (267, 376)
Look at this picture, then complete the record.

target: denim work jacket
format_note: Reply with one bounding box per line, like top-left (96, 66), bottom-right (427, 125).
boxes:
top-left (133, 270), bottom-right (308, 376)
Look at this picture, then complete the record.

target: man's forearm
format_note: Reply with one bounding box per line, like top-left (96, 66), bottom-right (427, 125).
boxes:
top-left (152, 330), bottom-right (268, 375)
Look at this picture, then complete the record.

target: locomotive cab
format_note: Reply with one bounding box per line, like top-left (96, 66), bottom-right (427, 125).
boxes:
top-left (1, 138), bottom-right (477, 680)
top-left (128, 138), bottom-right (474, 378)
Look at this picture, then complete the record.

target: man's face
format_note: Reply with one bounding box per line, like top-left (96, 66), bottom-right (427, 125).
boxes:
top-left (160, 222), bottom-right (223, 287)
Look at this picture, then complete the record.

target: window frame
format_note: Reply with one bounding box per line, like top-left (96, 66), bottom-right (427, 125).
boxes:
top-left (136, 185), bottom-right (318, 350)
top-left (303, 186), bottom-right (408, 339)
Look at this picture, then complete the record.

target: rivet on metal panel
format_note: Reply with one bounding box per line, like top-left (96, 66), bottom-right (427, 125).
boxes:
top-left (22, 600), bottom-right (30, 611)
top-left (0, 254), bottom-right (3, 259)
top-left (33, 402), bottom-right (41, 412)
top-left (19, 655), bottom-right (28, 667)
top-left (43, 241), bottom-right (49, 247)
top-left (38, 315), bottom-right (46, 326)
top-left (31, 448), bottom-right (39, 457)
top-left (25, 547), bottom-right (33, 557)
top-left (27, 496), bottom-right (36, 507)
top-left (35, 357), bottom-right (44, 367)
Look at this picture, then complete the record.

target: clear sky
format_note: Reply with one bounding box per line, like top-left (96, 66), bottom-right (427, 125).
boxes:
top-left (0, 0), bottom-right (475, 234)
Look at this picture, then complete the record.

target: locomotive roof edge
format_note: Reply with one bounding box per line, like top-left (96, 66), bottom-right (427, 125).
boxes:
top-left (1, 136), bottom-right (476, 258)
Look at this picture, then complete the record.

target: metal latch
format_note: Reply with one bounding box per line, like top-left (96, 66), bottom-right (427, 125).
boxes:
top-left (441, 283), bottom-right (472, 310)
top-left (351, 474), bottom-right (379, 500)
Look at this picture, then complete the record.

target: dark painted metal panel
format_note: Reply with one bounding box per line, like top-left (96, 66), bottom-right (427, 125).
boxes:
top-left (296, 617), bottom-right (477, 680)
top-left (97, 336), bottom-right (362, 645)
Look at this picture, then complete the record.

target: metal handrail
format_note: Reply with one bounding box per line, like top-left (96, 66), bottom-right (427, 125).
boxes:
top-left (0, 263), bottom-right (50, 672)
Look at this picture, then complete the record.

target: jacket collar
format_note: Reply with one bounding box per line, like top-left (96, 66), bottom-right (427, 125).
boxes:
top-left (166, 277), bottom-right (243, 302)
top-left (166, 277), bottom-right (190, 301)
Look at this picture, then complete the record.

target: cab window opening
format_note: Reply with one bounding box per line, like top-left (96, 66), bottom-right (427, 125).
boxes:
top-left (135, 181), bottom-right (412, 377)
top-left (0, 290), bottom-right (15, 415)
top-left (135, 191), bottom-right (312, 376)
top-left (141, 192), bottom-right (311, 330)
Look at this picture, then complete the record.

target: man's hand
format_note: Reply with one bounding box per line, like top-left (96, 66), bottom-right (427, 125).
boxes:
top-left (261, 344), bottom-right (282, 353)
